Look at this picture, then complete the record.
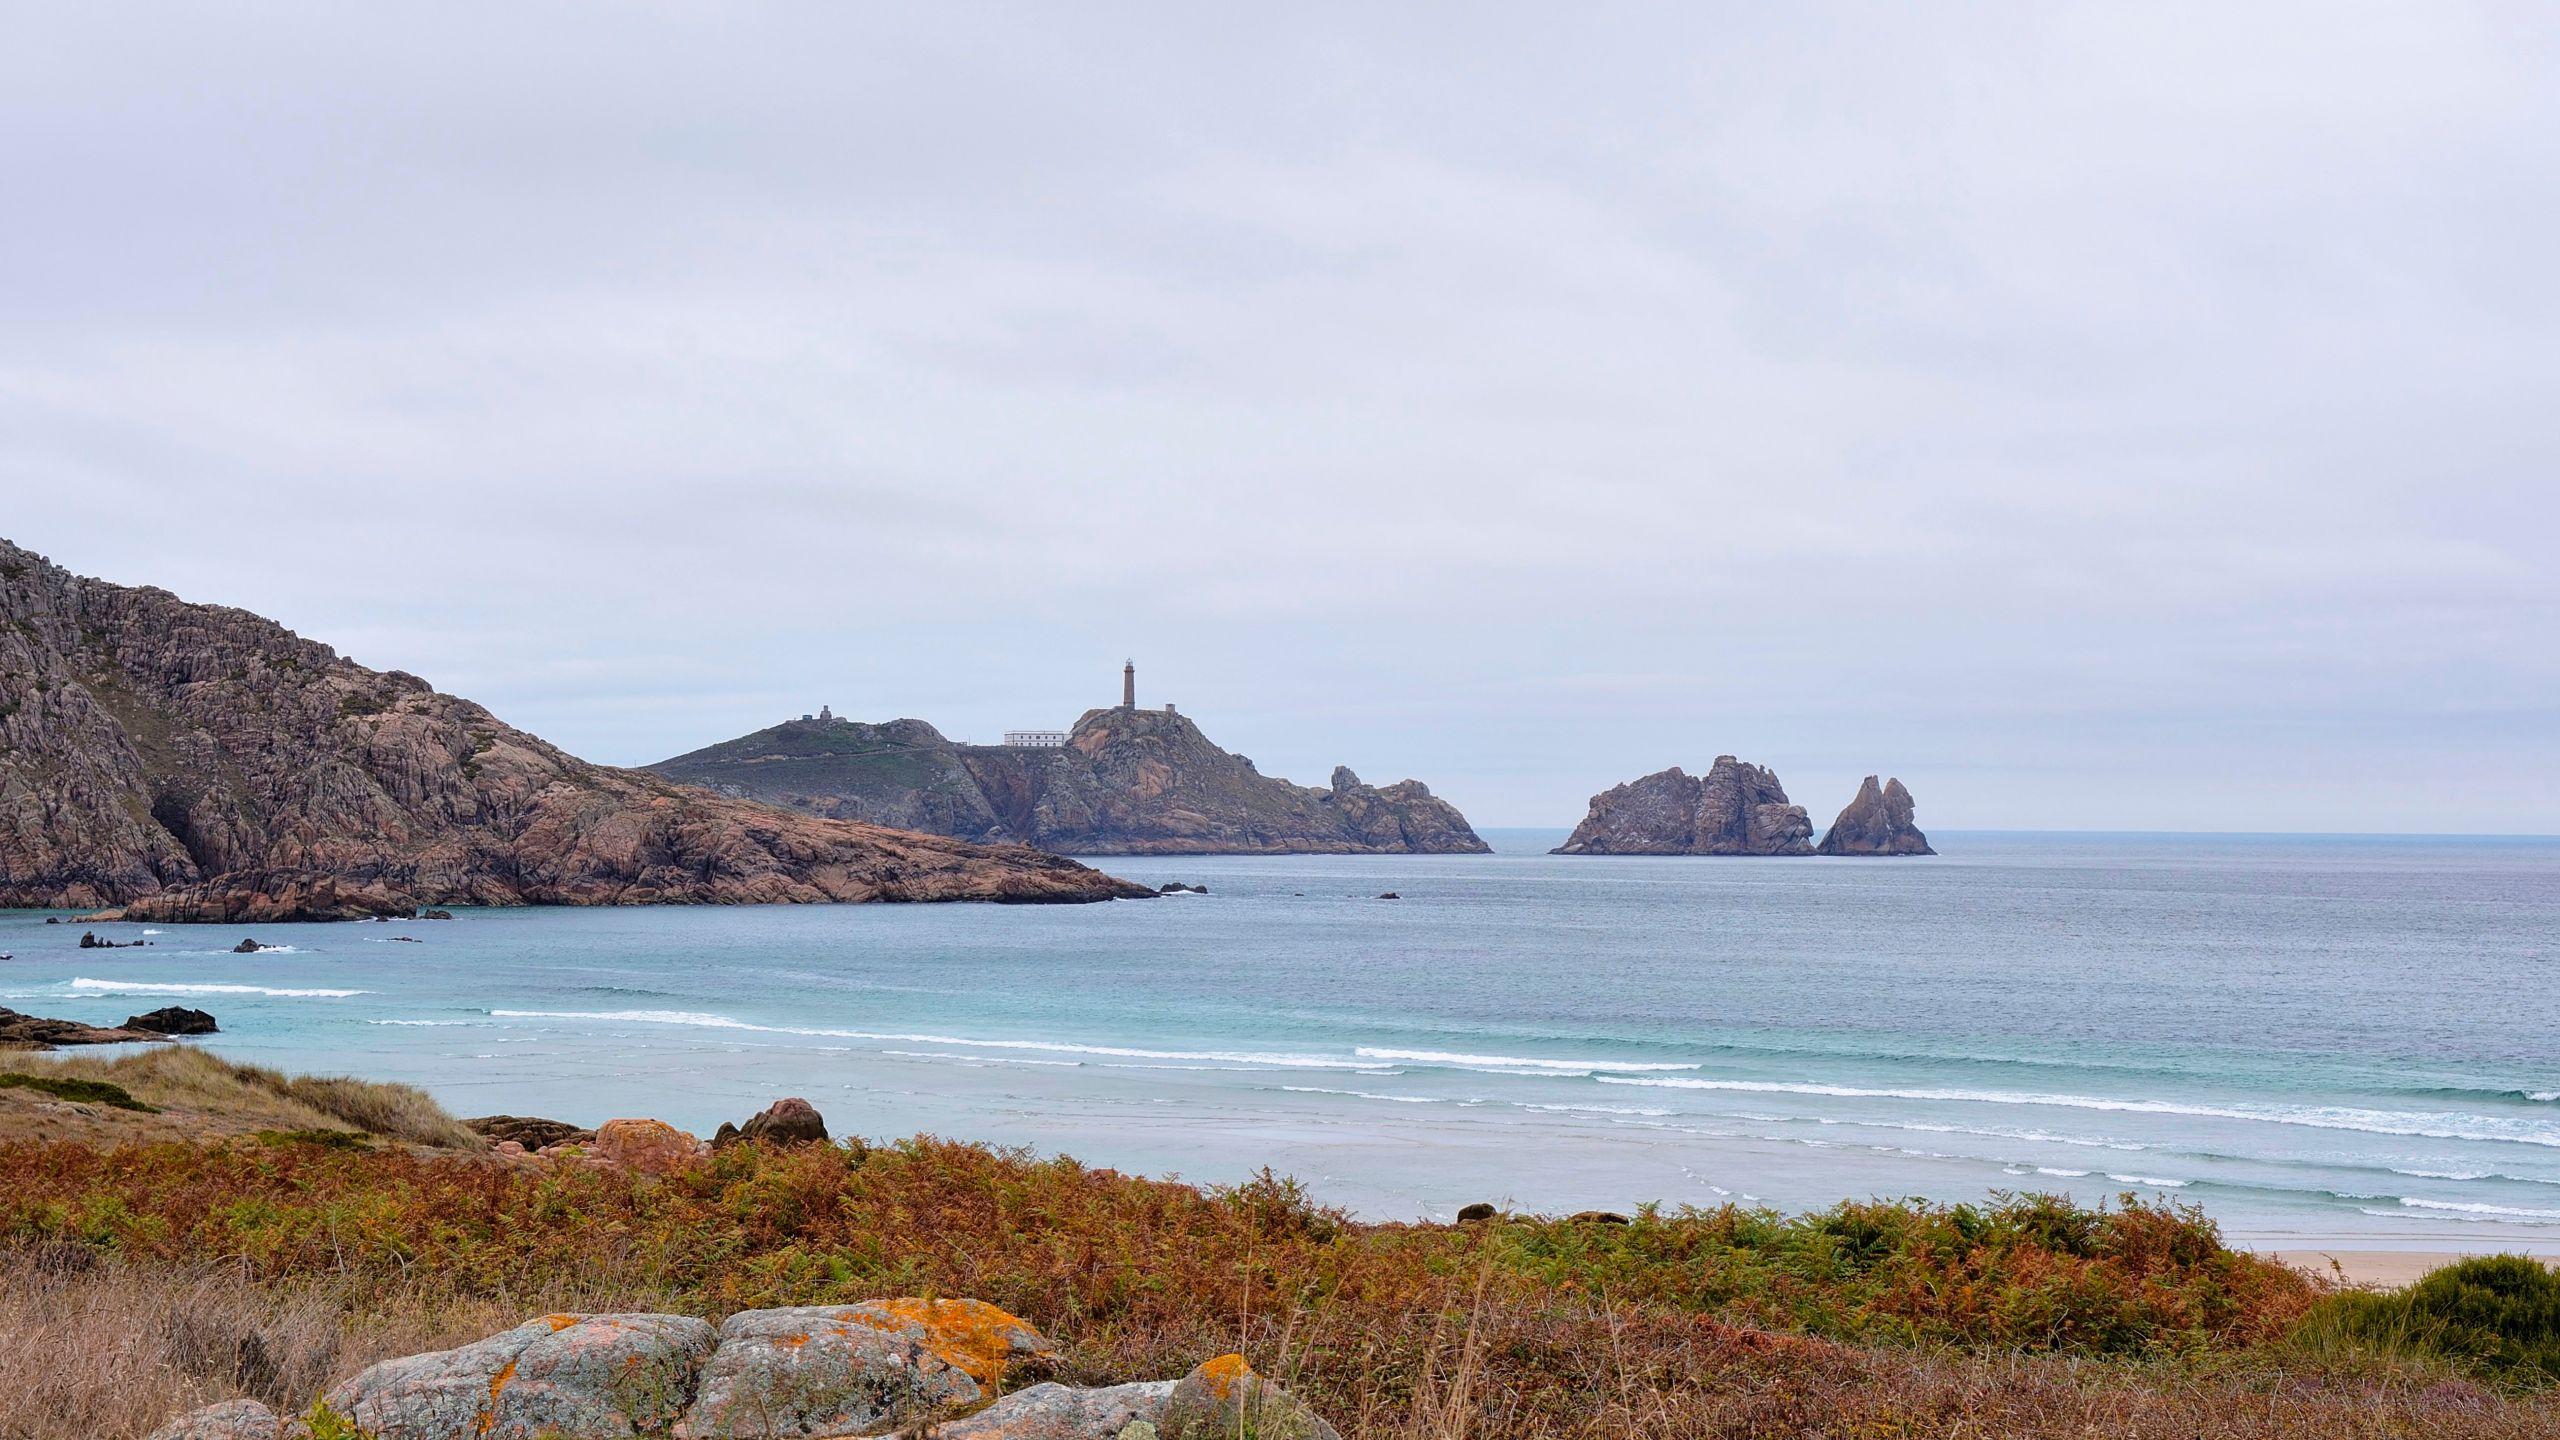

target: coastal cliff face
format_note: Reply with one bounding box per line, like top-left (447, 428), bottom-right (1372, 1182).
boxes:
top-left (1817, 775), bottom-right (1934, 855)
top-left (654, 704), bottom-right (1490, 855)
top-left (0, 539), bottom-right (1149, 916)
top-left (1551, 756), bottom-right (1815, 856)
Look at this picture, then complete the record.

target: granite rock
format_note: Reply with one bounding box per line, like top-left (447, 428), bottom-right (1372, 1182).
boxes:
top-left (675, 1300), bottom-right (1052, 1440)
top-left (1552, 757), bottom-right (1813, 856)
top-left (324, 1313), bottom-right (718, 1440)
top-left (652, 707), bottom-right (1488, 857)
top-left (143, 1398), bottom-right (283, 1440)
top-left (1156, 1355), bottom-right (1338, 1440)
top-left (0, 538), bottom-right (1148, 915)
top-left (1816, 775), bottom-right (1934, 856)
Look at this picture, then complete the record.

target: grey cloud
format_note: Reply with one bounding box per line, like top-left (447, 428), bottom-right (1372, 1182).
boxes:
top-left (1, 2), bottom-right (2553, 830)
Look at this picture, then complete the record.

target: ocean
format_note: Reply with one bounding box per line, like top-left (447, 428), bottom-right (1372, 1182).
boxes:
top-left (7, 830), bottom-right (2557, 1249)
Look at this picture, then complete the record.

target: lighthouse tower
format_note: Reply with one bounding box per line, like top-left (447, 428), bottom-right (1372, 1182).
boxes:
top-left (1121, 660), bottom-right (1136, 709)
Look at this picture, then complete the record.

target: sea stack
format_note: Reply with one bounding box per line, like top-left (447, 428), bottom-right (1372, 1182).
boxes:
top-left (1551, 756), bottom-right (1814, 856)
top-left (1816, 776), bottom-right (1934, 856)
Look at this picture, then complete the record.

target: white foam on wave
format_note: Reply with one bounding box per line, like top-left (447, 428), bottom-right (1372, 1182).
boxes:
top-left (2034, 1167), bottom-right (2092, 1178)
top-left (488, 1008), bottom-right (1388, 1070)
top-left (1516, 1101), bottom-right (1676, 1118)
top-left (369, 1019), bottom-right (472, 1027)
top-left (2398, 1197), bottom-right (2560, 1221)
top-left (1280, 1085), bottom-right (1443, 1105)
top-left (881, 1049), bottom-right (1081, 1069)
top-left (1356, 1046), bottom-right (1698, 1074)
top-left (2105, 1173), bottom-right (2189, 1188)
top-left (1595, 1076), bottom-right (2560, 1148)
top-left (71, 977), bottom-right (365, 998)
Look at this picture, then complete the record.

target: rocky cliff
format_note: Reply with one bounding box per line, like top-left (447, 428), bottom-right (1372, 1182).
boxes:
top-left (1816, 775), bottom-right (1934, 855)
top-left (1551, 756), bottom-right (1815, 856)
top-left (0, 539), bottom-right (1149, 917)
top-left (653, 704), bottom-right (1489, 855)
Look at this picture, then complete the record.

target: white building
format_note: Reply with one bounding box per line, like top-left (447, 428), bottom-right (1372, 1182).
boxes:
top-left (1002, 729), bottom-right (1069, 747)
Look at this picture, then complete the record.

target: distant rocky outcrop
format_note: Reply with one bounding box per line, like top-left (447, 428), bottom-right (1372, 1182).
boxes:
top-left (150, 1310), bottom-right (1334, 1440)
top-left (1817, 775), bottom-right (1934, 856)
top-left (0, 1006), bottom-right (167, 1049)
top-left (464, 1115), bottom-right (594, 1151)
top-left (652, 705), bottom-right (1489, 856)
top-left (123, 1006), bottom-right (218, 1036)
top-left (1552, 756), bottom-right (1813, 856)
top-left (0, 538), bottom-right (1149, 917)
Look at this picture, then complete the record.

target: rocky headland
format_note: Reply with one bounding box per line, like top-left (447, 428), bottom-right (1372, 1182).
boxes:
top-left (1554, 758), bottom-right (1931, 857)
top-left (1817, 775), bottom-right (1934, 856)
top-left (0, 539), bottom-right (1148, 918)
top-left (652, 705), bottom-right (1488, 856)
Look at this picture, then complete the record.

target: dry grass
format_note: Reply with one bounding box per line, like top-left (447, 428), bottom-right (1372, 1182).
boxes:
top-left (7, 1133), bottom-right (2560, 1439)
top-left (0, 1242), bottom-right (671, 1440)
top-left (6, 1047), bottom-right (476, 1148)
top-left (2, 1243), bottom-right (2549, 1440)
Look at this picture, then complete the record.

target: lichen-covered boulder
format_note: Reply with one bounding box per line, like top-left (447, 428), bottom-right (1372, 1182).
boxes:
top-left (324, 1312), bottom-right (717, 1440)
top-left (677, 1299), bottom-right (1053, 1439)
top-left (144, 1398), bottom-right (282, 1440)
top-left (1155, 1356), bottom-right (1337, 1440)
top-left (930, 1380), bottom-right (1176, 1439)
top-left (589, 1118), bottom-right (708, 1175)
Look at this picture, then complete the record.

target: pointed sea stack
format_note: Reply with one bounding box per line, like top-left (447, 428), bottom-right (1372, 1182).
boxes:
top-left (1551, 756), bottom-right (1814, 856)
top-left (1816, 776), bottom-right (1934, 856)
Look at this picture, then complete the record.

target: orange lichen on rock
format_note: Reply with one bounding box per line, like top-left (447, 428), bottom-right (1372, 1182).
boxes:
top-left (543, 1315), bottom-right (581, 1333)
top-left (864, 1298), bottom-right (1054, 1386)
top-left (1196, 1353), bottom-right (1254, 1403)
top-left (477, 1357), bottom-right (519, 1435)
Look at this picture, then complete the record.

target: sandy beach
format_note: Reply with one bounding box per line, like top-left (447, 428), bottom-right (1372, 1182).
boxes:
top-left (2260, 1250), bottom-right (2557, 1288)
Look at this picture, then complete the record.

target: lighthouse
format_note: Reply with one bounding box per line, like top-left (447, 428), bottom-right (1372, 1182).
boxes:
top-left (1122, 659), bottom-right (1136, 709)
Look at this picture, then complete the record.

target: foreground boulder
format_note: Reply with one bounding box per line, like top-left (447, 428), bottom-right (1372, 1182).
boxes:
top-left (711, 1096), bottom-right (829, 1150)
top-left (123, 1006), bottom-right (218, 1035)
top-left (1552, 757), bottom-right (1813, 856)
top-left (935, 1379), bottom-right (1176, 1439)
top-left (151, 1301), bottom-right (1334, 1440)
top-left (1816, 775), bottom-right (1934, 856)
top-left (675, 1299), bottom-right (1053, 1439)
top-left (144, 1398), bottom-right (282, 1440)
top-left (1158, 1355), bottom-right (1339, 1440)
top-left (326, 1313), bottom-right (718, 1440)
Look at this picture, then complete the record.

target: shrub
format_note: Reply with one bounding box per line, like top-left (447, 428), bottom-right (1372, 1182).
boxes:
top-left (0, 1073), bottom-right (158, 1112)
top-left (2302, 1255), bottom-right (2560, 1382)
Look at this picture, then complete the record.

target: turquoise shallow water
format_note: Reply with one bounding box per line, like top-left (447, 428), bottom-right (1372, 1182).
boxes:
top-left (6, 830), bottom-right (2557, 1246)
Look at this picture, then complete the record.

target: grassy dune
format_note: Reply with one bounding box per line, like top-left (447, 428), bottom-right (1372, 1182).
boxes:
top-left (0, 1047), bottom-right (477, 1148)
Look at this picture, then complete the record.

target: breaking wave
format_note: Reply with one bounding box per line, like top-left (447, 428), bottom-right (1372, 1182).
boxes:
top-left (70, 977), bottom-right (366, 998)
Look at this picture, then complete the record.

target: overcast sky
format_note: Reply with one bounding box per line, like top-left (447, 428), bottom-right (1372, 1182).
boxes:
top-left (4, 4), bottom-right (2555, 832)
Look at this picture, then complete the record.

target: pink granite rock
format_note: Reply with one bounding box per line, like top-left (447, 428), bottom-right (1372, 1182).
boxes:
top-left (589, 1118), bottom-right (707, 1175)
